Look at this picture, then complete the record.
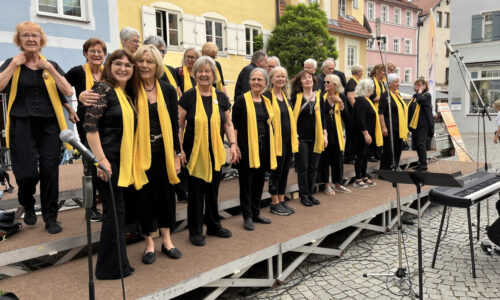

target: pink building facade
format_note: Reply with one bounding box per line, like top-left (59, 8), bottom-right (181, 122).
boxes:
top-left (365, 0), bottom-right (421, 91)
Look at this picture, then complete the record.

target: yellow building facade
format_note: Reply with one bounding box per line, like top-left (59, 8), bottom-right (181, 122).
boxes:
top-left (116, 0), bottom-right (278, 100)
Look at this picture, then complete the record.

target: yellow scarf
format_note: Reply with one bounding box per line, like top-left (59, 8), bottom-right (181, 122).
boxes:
top-left (6, 55), bottom-right (71, 150)
top-left (352, 77), bottom-right (359, 84)
top-left (390, 91), bottom-right (409, 141)
top-left (186, 86), bottom-right (226, 182)
top-left (364, 97), bottom-right (383, 147)
top-left (409, 97), bottom-right (421, 130)
top-left (84, 63), bottom-right (103, 90)
top-left (373, 77), bottom-right (386, 109)
top-left (163, 65), bottom-right (179, 91)
top-left (323, 93), bottom-right (345, 151)
top-left (244, 92), bottom-right (277, 170)
top-left (182, 65), bottom-right (193, 92)
top-left (114, 88), bottom-right (135, 187)
top-left (133, 81), bottom-right (180, 189)
top-left (293, 91), bottom-right (324, 153)
top-left (271, 89), bottom-right (298, 155)
top-left (216, 65), bottom-right (224, 92)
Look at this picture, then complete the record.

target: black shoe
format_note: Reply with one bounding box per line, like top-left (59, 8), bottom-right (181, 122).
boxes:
top-left (45, 221), bottom-right (62, 234)
top-left (90, 208), bottom-right (102, 222)
top-left (244, 218), bottom-right (254, 231)
top-left (177, 193), bottom-right (188, 203)
top-left (189, 235), bottom-right (206, 246)
top-left (24, 209), bottom-right (37, 225)
top-left (161, 243), bottom-right (182, 259)
top-left (253, 215), bottom-right (271, 224)
top-left (281, 202), bottom-right (295, 214)
top-left (207, 227), bottom-right (232, 238)
top-left (309, 195), bottom-right (321, 205)
top-left (270, 203), bottom-right (291, 216)
top-left (368, 157), bottom-right (378, 162)
top-left (415, 166), bottom-right (428, 172)
top-left (142, 251), bottom-right (156, 264)
top-left (300, 197), bottom-right (313, 207)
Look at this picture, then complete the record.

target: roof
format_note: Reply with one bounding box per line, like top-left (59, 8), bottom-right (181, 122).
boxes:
top-left (328, 15), bottom-right (372, 39)
top-left (378, 0), bottom-right (421, 11)
top-left (411, 0), bottom-right (441, 15)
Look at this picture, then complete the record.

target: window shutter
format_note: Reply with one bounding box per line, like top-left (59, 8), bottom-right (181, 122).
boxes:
top-left (195, 16), bottom-right (206, 47)
top-left (227, 23), bottom-right (238, 55)
top-left (182, 14), bottom-right (196, 48)
top-left (492, 12), bottom-right (500, 41)
top-left (141, 5), bottom-right (156, 39)
top-left (471, 14), bottom-right (483, 43)
top-left (236, 24), bottom-right (246, 56)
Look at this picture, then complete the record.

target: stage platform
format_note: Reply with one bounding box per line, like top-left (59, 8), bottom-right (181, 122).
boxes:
top-left (0, 159), bottom-right (478, 299)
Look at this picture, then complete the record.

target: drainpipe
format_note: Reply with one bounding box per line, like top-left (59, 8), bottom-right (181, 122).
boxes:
top-left (276, 0), bottom-right (281, 25)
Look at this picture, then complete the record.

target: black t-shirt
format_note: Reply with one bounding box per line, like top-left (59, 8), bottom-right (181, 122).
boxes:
top-left (0, 58), bottom-right (68, 118)
top-left (159, 64), bottom-right (180, 88)
top-left (179, 89), bottom-right (230, 161)
top-left (149, 102), bottom-right (163, 152)
top-left (353, 96), bottom-right (376, 138)
top-left (291, 93), bottom-right (324, 142)
top-left (254, 101), bottom-right (267, 137)
top-left (176, 66), bottom-right (196, 93)
top-left (379, 91), bottom-right (403, 134)
top-left (262, 91), bottom-right (291, 142)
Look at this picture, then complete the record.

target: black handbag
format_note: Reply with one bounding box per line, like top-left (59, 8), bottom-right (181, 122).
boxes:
top-left (0, 210), bottom-right (21, 240)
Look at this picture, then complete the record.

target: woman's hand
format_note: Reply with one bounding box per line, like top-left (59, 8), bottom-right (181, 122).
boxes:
top-left (97, 158), bottom-right (112, 182)
top-left (374, 96), bottom-right (380, 102)
top-left (323, 135), bottom-right (328, 148)
top-left (174, 156), bottom-right (181, 173)
top-left (364, 132), bottom-right (373, 145)
top-left (179, 150), bottom-right (187, 167)
top-left (382, 127), bottom-right (388, 137)
top-left (229, 144), bottom-right (240, 165)
top-left (68, 110), bottom-right (79, 123)
top-left (37, 59), bottom-right (53, 70)
top-left (494, 133), bottom-right (498, 144)
top-left (79, 90), bottom-right (100, 106)
top-left (12, 53), bottom-right (26, 66)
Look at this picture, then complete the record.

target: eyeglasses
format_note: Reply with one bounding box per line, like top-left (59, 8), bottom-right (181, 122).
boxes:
top-left (88, 49), bottom-right (104, 55)
top-left (129, 39), bottom-right (141, 45)
top-left (21, 33), bottom-right (40, 39)
top-left (186, 55), bottom-right (197, 60)
top-left (112, 61), bottom-right (134, 69)
top-left (324, 81), bottom-right (331, 84)
top-left (159, 49), bottom-right (168, 55)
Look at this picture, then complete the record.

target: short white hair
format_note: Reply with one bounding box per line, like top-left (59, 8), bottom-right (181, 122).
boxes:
top-left (321, 58), bottom-right (335, 69)
top-left (325, 74), bottom-right (344, 94)
top-left (304, 58), bottom-right (317, 68)
top-left (120, 27), bottom-right (140, 42)
top-left (387, 73), bottom-right (400, 84)
top-left (354, 79), bottom-right (374, 97)
top-left (268, 56), bottom-right (280, 66)
top-left (350, 64), bottom-right (364, 76)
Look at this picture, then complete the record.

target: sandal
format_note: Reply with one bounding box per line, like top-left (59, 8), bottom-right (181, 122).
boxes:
top-left (323, 185), bottom-right (336, 196)
top-left (362, 178), bottom-right (377, 187)
top-left (353, 180), bottom-right (368, 189)
top-left (334, 185), bottom-right (352, 193)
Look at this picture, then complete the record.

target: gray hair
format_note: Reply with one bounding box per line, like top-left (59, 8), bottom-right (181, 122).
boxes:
top-left (143, 35), bottom-right (166, 49)
top-left (350, 64), bottom-right (364, 76)
top-left (250, 67), bottom-right (269, 89)
top-left (304, 58), bottom-right (317, 68)
top-left (268, 56), bottom-right (280, 66)
top-left (182, 47), bottom-right (201, 66)
top-left (120, 27), bottom-right (140, 42)
top-left (266, 66), bottom-right (290, 97)
top-left (325, 74), bottom-right (345, 94)
top-left (354, 79), bottom-right (374, 97)
top-left (387, 73), bottom-right (400, 84)
top-left (322, 58), bottom-right (335, 69)
top-left (251, 50), bottom-right (267, 64)
top-left (192, 56), bottom-right (218, 84)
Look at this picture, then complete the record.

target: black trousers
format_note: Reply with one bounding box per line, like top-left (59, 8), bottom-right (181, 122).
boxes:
top-left (10, 117), bottom-right (60, 224)
top-left (317, 140), bottom-right (344, 185)
top-left (139, 150), bottom-right (176, 235)
top-left (295, 140), bottom-right (320, 199)
top-left (187, 171), bottom-right (223, 237)
top-left (380, 135), bottom-right (403, 170)
top-left (412, 127), bottom-right (428, 167)
top-left (344, 124), bottom-right (354, 161)
top-left (487, 200), bottom-right (500, 247)
top-left (269, 140), bottom-right (293, 195)
top-left (238, 165), bottom-right (266, 219)
top-left (352, 133), bottom-right (369, 179)
top-left (175, 167), bottom-right (189, 200)
top-left (94, 152), bottom-right (133, 280)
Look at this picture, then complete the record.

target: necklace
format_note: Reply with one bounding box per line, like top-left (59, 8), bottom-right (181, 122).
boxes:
top-left (145, 84), bottom-right (156, 92)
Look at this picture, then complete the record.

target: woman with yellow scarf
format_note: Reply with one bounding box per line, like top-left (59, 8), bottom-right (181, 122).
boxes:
top-left (379, 73), bottom-right (409, 171)
top-left (290, 71), bottom-right (328, 207)
top-left (262, 66), bottom-right (298, 216)
top-left (84, 50), bottom-right (137, 279)
top-left (317, 74), bottom-right (351, 196)
top-left (0, 21), bottom-right (76, 234)
top-left (368, 64), bottom-right (386, 162)
top-left (178, 56), bottom-right (239, 246)
top-left (176, 48), bottom-right (200, 93)
top-left (132, 45), bottom-right (182, 264)
top-left (233, 68), bottom-right (277, 231)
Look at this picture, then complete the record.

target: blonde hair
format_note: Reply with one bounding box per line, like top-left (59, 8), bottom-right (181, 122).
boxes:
top-left (492, 99), bottom-right (500, 111)
top-left (14, 21), bottom-right (47, 50)
top-left (201, 42), bottom-right (218, 57)
top-left (266, 66), bottom-right (290, 98)
top-left (133, 45), bottom-right (165, 79)
top-left (325, 74), bottom-right (344, 94)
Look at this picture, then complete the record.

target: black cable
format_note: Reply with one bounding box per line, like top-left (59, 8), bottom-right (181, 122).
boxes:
top-left (106, 171), bottom-right (126, 300)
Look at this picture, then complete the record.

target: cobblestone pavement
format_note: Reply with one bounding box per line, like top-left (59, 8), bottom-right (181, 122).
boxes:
top-left (221, 133), bottom-right (500, 299)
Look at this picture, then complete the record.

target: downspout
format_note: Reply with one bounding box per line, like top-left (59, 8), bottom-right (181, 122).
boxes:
top-left (276, 0), bottom-right (281, 25)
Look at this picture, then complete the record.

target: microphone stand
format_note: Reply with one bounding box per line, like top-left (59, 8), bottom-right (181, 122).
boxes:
top-left (82, 158), bottom-right (95, 300)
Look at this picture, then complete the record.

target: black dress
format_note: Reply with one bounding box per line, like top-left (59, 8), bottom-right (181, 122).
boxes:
top-left (344, 78), bottom-right (358, 161)
top-left (352, 96), bottom-right (377, 179)
top-left (378, 91), bottom-right (404, 170)
top-left (83, 82), bottom-right (136, 280)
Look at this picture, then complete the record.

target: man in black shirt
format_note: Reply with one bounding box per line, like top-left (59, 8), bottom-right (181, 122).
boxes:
top-left (234, 51), bottom-right (267, 99)
top-left (316, 58), bottom-right (346, 92)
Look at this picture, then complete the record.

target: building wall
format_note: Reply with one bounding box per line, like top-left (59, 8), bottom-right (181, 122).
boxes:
top-left (365, 0), bottom-right (419, 85)
top-left (448, 0), bottom-right (500, 133)
top-left (117, 0), bottom-right (277, 100)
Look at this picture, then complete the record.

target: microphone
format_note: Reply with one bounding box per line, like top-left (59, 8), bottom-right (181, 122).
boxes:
top-left (59, 129), bottom-right (107, 171)
top-left (445, 41), bottom-right (456, 55)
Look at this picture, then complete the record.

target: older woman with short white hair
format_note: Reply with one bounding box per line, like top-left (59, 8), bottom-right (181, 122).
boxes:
top-left (379, 73), bottom-right (408, 171)
top-left (303, 58), bottom-right (317, 75)
top-left (352, 79), bottom-right (382, 188)
top-left (120, 27), bottom-right (141, 54)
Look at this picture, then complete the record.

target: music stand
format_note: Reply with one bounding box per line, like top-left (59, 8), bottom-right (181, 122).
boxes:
top-left (377, 170), bottom-right (462, 300)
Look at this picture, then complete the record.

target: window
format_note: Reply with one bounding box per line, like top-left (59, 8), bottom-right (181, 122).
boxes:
top-left (38, 0), bottom-right (84, 19)
top-left (156, 10), bottom-right (180, 47)
top-left (469, 69), bottom-right (500, 113)
top-left (367, 2), bottom-right (375, 20)
top-left (338, 0), bottom-right (346, 18)
top-left (367, 39), bottom-right (375, 50)
top-left (353, 0), bottom-right (359, 9)
top-left (381, 5), bottom-right (389, 22)
top-left (405, 10), bottom-right (412, 26)
top-left (347, 46), bottom-right (356, 67)
top-left (404, 68), bottom-right (411, 83)
top-left (393, 37), bottom-right (400, 53)
top-left (395, 67), bottom-right (401, 77)
top-left (394, 7), bottom-right (401, 24)
top-left (308, 0), bottom-right (320, 4)
top-left (405, 39), bottom-right (411, 54)
top-left (444, 12), bottom-right (450, 28)
top-left (245, 26), bottom-right (261, 56)
top-left (436, 11), bottom-right (442, 27)
top-left (484, 14), bottom-right (492, 40)
top-left (205, 19), bottom-right (224, 52)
